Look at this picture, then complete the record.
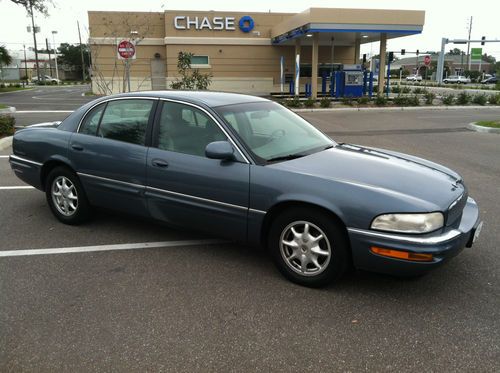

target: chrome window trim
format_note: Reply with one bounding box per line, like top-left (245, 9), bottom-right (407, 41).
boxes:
top-left (347, 227), bottom-right (462, 245)
top-left (9, 155), bottom-right (43, 166)
top-left (157, 98), bottom-right (251, 164)
top-left (76, 96), bottom-right (159, 134)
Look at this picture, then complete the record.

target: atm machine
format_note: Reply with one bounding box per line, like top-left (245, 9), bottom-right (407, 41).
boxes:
top-left (343, 64), bottom-right (364, 97)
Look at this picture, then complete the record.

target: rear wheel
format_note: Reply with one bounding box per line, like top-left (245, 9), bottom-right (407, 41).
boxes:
top-left (45, 166), bottom-right (91, 225)
top-left (268, 207), bottom-right (349, 287)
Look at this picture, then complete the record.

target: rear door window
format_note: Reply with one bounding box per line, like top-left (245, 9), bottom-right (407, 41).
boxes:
top-left (98, 99), bottom-right (154, 146)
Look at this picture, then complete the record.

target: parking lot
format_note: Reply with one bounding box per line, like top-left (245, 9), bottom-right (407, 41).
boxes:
top-left (1, 87), bottom-right (499, 371)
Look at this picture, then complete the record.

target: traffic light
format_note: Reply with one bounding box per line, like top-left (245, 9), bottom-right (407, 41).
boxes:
top-left (481, 36), bottom-right (486, 45)
top-left (416, 49), bottom-right (419, 55)
top-left (401, 49), bottom-right (405, 55)
top-left (388, 51), bottom-right (394, 62)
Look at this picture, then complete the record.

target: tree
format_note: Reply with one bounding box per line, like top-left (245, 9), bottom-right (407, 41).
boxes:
top-left (170, 52), bottom-right (212, 90)
top-left (58, 43), bottom-right (90, 70)
top-left (9, 0), bottom-right (52, 15)
top-left (448, 48), bottom-right (462, 55)
top-left (0, 46), bottom-right (13, 66)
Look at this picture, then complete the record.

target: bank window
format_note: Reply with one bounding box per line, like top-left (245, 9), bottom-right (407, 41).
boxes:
top-left (98, 99), bottom-right (154, 146)
top-left (190, 55), bottom-right (210, 67)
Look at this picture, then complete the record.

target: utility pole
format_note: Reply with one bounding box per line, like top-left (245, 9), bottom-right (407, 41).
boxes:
top-left (29, 0), bottom-right (40, 82)
top-left (466, 16), bottom-right (473, 71)
top-left (77, 21), bottom-right (85, 81)
top-left (51, 31), bottom-right (59, 80)
top-left (23, 44), bottom-right (28, 84)
top-left (45, 38), bottom-right (52, 76)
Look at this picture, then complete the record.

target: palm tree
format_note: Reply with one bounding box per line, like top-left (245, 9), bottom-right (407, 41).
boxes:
top-left (0, 46), bottom-right (13, 66)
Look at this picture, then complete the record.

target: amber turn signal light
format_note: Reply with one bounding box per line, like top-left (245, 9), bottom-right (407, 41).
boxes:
top-left (370, 247), bottom-right (433, 262)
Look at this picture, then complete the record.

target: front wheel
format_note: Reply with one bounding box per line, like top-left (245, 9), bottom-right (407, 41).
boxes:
top-left (45, 166), bottom-right (91, 225)
top-left (268, 207), bottom-right (349, 287)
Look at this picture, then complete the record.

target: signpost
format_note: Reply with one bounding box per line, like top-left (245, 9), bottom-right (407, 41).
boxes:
top-left (117, 40), bottom-right (136, 92)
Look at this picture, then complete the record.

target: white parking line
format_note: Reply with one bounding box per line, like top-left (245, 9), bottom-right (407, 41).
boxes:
top-left (0, 186), bottom-right (35, 190)
top-left (0, 239), bottom-right (226, 258)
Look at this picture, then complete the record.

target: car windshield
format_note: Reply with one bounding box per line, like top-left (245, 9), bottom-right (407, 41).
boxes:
top-left (214, 101), bottom-right (334, 164)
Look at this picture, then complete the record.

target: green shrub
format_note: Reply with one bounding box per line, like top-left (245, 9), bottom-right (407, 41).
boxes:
top-left (285, 97), bottom-right (301, 108)
top-left (319, 97), bottom-right (331, 108)
top-left (357, 96), bottom-right (370, 105)
top-left (413, 87), bottom-right (424, 94)
top-left (391, 86), bottom-right (401, 94)
top-left (472, 94), bottom-right (487, 106)
top-left (496, 81), bottom-right (500, 91)
top-left (14, 83), bottom-right (21, 88)
top-left (488, 94), bottom-right (500, 105)
top-left (401, 86), bottom-right (411, 94)
top-left (394, 95), bottom-right (408, 106)
top-left (456, 92), bottom-right (471, 105)
top-left (442, 94), bottom-right (455, 105)
top-left (424, 92), bottom-right (436, 105)
top-left (341, 95), bottom-right (354, 106)
top-left (0, 83), bottom-right (5, 89)
top-left (375, 95), bottom-right (387, 106)
top-left (304, 97), bottom-right (315, 108)
top-left (408, 95), bottom-right (420, 106)
top-left (0, 115), bottom-right (15, 137)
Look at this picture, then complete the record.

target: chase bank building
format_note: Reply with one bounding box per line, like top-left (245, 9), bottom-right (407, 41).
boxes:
top-left (88, 8), bottom-right (425, 98)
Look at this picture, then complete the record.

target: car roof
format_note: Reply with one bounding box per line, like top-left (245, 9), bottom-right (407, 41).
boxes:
top-left (99, 90), bottom-right (270, 108)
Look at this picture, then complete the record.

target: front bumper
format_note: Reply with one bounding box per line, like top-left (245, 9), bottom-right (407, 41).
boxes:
top-left (348, 197), bottom-right (481, 276)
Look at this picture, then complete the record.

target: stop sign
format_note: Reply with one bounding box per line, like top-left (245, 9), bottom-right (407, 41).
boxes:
top-left (117, 40), bottom-right (135, 59)
top-left (424, 55), bottom-right (431, 66)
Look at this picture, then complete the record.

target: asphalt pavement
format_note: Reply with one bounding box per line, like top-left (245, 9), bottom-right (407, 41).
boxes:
top-left (0, 86), bottom-right (499, 372)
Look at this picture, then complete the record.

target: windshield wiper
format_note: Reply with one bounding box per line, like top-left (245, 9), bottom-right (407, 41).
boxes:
top-left (266, 153), bottom-right (307, 163)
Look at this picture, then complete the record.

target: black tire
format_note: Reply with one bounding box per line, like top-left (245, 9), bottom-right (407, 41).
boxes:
top-left (268, 207), bottom-right (349, 287)
top-left (45, 166), bottom-right (91, 225)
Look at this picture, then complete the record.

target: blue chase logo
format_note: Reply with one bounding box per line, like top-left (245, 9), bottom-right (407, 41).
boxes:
top-left (238, 16), bottom-right (254, 33)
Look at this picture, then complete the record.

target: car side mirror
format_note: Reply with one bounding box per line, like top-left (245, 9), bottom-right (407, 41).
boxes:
top-left (205, 141), bottom-right (235, 161)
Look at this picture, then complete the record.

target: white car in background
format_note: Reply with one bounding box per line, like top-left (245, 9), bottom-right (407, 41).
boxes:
top-left (32, 75), bottom-right (61, 84)
top-left (443, 75), bottom-right (471, 84)
top-left (406, 75), bottom-right (423, 82)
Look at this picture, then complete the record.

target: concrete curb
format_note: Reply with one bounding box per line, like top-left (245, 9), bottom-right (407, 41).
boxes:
top-left (0, 136), bottom-right (13, 151)
top-left (466, 122), bottom-right (500, 134)
top-left (292, 105), bottom-right (500, 113)
top-left (0, 106), bottom-right (16, 114)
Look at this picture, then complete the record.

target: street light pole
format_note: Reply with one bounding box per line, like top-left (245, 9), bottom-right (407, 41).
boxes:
top-left (51, 31), bottom-right (59, 80)
top-left (23, 44), bottom-right (28, 84)
top-left (466, 16), bottom-right (473, 71)
top-left (77, 21), bottom-right (85, 81)
top-left (29, 0), bottom-right (40, 82)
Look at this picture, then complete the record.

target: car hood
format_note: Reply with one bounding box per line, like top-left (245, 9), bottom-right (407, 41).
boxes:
top-left (269, 143), bottom-right (464, 209)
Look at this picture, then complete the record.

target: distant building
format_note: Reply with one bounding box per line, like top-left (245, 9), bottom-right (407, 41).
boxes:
top-left (390, 54), bottom-right (492, 76)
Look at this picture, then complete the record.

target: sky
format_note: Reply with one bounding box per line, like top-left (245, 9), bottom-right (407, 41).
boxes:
top-left (0, 0), bottom-right (499, 59)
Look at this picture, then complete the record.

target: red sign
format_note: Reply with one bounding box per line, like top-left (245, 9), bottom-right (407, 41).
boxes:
top-left (117, 40), bottom-right (135, 59)
top-left (424, 55), bottom-right (431, 66)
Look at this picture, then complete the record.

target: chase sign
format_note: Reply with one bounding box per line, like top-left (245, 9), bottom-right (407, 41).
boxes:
top-left (174, 15), bottom-right (254, 32)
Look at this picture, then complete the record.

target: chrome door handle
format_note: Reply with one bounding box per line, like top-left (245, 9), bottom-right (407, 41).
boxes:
top-left (71, 144), bottom-right (84, 151)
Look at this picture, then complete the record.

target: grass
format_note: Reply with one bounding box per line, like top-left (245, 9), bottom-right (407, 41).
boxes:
top-left (0, 86), bottom-right (30, 93)
top-left (0, 104), bottom-right (8, 109)
top-left (475, 120), bottom-right (500, 128)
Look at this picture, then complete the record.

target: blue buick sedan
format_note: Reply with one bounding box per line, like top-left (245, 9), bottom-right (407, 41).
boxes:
top-left (10, 92), bottom-right (482, 286)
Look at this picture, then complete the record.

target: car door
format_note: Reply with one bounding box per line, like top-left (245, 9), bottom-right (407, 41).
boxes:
top-left (70, 98), bottom-right (157, 216)
top-left (145, 100), bottom-right (250, 240)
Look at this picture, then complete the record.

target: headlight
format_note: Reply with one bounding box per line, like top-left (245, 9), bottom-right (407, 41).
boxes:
top-left (371, 212), bottom-right (444, 234)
